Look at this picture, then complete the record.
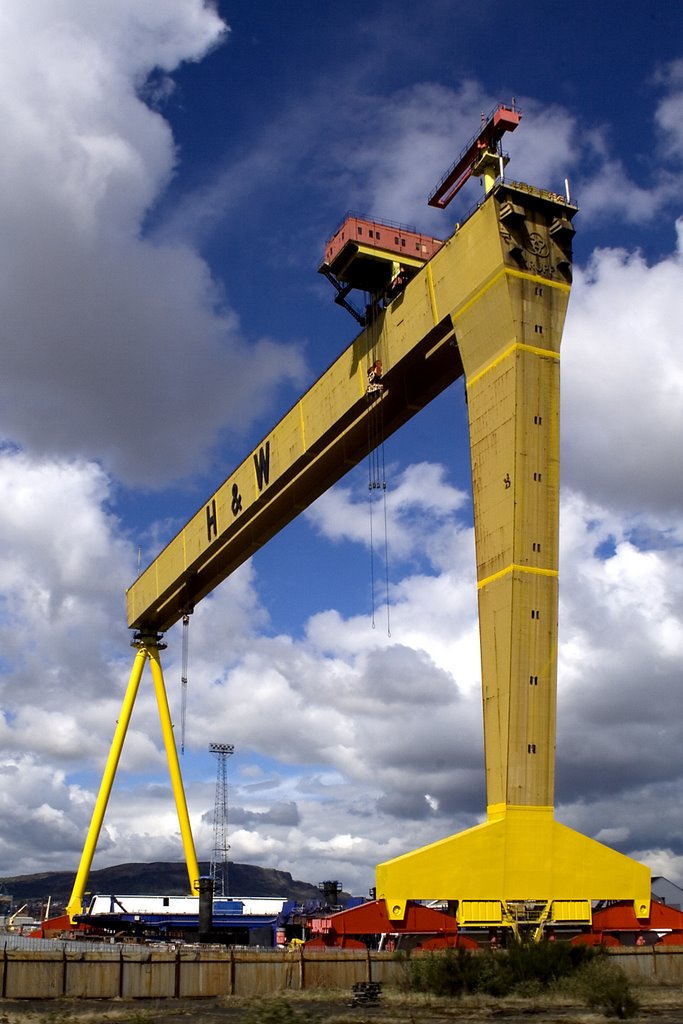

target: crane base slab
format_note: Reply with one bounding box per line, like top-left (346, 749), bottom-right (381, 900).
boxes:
top-left (376, 805), bottom-right (650, 929)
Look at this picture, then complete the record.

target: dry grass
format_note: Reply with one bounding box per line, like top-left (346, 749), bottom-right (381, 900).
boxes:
top-left (0, 983), bottom-right (682, 1024)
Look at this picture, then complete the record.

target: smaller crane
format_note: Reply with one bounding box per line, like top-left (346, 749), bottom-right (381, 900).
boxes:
top-left (7, 904), bottom-right (28, 930)
top-left (428, 101), bottom-right (521, 208)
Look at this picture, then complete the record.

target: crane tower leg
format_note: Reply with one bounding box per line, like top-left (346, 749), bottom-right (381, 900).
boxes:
top-left (376, 191), bottom-right (650, 933)
top-left (66, 633), bottom-right (199, 922)
top-left (66, 643), bottom-right (147, 921)
top-left (147, 640), bottom-right (200, 896)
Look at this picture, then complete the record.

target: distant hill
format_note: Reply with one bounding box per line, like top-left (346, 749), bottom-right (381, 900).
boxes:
top-left (0, 862), bottom-right (328, 913)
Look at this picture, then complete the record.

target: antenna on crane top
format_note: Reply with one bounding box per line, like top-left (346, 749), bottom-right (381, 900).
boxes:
top-left (428, 101), bottom-right (522, 209)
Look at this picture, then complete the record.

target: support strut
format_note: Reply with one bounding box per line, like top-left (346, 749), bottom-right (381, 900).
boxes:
top-left (66, 632), bottom-right (199, 922)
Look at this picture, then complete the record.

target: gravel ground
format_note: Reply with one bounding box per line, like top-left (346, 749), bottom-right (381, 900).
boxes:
top-left (1, 988), bottom-right (683, 1024)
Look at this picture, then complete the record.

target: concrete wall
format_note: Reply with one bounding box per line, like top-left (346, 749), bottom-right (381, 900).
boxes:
top-left (1, 945), bottom-right (683, 999)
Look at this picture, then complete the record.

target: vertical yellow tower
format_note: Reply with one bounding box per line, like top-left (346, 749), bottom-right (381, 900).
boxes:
top-left (376, 185), bottom-right (650, 932)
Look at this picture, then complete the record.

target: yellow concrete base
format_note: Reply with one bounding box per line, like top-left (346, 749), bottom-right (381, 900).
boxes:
top-left (376, 805), bottom-right (650, 926)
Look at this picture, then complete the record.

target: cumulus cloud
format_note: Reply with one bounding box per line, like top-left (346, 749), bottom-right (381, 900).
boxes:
top-left (229, 801), bottom-right (301, 828)
top-left (0, 451), bottom-right (132, 704)
top-left (557, 493), bottom-right (683, 810)
top-left (305, 461), bottom-right (469, 563)
top-left (562, 225), bottom-right (683, 518)
top-left (654, 60), bottom-right (683, 158)
top-left (153, 65), bottom-right (683, 301)
top-left (0, 0), bottom-right (305, 487)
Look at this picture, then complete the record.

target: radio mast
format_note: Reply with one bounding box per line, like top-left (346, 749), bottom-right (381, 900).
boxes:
top-left (209, 742), bottom-right (234, 897)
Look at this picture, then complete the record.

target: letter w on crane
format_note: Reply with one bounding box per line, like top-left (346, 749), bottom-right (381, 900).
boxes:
top-left (254, 441), bottom-right (271, 491)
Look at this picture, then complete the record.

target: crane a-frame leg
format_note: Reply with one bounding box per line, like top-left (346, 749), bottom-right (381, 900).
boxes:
top-left (66, 632), bottom-right (199, 922)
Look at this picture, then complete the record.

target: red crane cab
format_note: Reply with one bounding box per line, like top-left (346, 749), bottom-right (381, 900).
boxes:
top-left (318, 214), bottom-right (443, 323)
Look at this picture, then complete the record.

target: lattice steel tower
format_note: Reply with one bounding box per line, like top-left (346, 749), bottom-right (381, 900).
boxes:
top-left (209, 742), bottom-right (234, 897)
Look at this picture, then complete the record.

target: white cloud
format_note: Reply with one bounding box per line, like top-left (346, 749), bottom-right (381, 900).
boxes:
top-left (0, 453), bottom-right (132, 708)
top-left (305, 461), bottom-right (469, 563)
top-left (567, 61), bottom-right (683, 223)
top-left (0, 757), bottom-right (92, 873)
top-left (575, 161), bottom-right (682, 225)
top-left (654, 60), bottom-right (683, 158)
top-left (0, 450), bottom-right (182, 862)
top-left (0, 1), bottom-right (305, 487)
top-left (504, 100), bottom-right (581, 198)
top-left (562, 226), bottom-right (683, 518)
top-left (330, 78), bottom-right (683, 231)
top-left (555, 486), bottom-right (683, 868)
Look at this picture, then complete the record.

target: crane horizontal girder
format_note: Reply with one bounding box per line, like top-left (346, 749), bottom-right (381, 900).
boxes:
top-left (127, 314), bottom-right (459, 633)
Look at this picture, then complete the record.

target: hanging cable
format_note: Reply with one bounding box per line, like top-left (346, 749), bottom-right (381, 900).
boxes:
top-left (180, 613), bottom-right (190, 755)
top-left (364, 292), bottom-right (392, 635)
top-left (365, 292), bottom-right (380, 629)
top-left (368, 470), bottom-right (376, 630)
top-left (380, 412), bottom-right (391, 638)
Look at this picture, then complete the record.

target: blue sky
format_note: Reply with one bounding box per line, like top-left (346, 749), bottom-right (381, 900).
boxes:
top-left (1, 0), bottom-right (683, 899)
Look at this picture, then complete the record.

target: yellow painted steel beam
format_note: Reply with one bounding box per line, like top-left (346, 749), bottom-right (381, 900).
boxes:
top-left (67, 636), bottom-right (199, 923)
top-left (126, 266), bottom-right (464, 629)
top-left (66, 645), bottom-right (148, 921)
top-left (147, 644), bottom-right (200, 896)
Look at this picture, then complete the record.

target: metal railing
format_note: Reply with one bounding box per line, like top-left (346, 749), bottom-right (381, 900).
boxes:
top-left (1, 932), bottom-right (129, 953)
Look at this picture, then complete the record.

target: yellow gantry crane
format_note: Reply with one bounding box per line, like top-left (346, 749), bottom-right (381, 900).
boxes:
top-left (67, 107), bottom-right (650, 932)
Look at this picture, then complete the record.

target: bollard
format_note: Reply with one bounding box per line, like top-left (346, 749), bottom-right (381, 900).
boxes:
top-left (198, 876), bottom-right (214, 944)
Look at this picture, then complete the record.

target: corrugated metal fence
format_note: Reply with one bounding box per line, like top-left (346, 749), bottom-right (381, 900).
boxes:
top-left (0, 942), bottom-right (682, 999)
